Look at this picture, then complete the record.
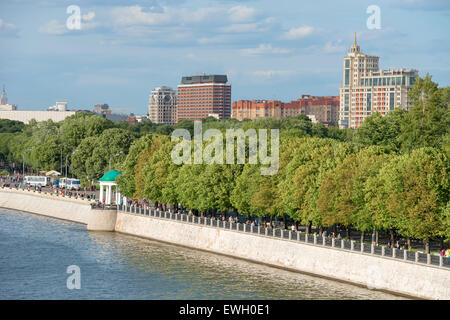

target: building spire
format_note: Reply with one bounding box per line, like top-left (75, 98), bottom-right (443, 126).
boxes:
top-left (0, 85), bottom-right (7, 105)
top-left (349, 32), bottom-right (360, 54)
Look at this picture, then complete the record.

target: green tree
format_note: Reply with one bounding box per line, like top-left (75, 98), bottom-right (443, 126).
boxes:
top-left (116, 134), bottom-right (156, 197)
top-left (291, 140), bottom-right (355, 233)
top-left (173, 163), bottom-right (208, 212)
top-left (443, 202), bottom-right (450, 240)
top-left (231, 164), bottom-right (261, 217)
top-left (368, 147), bottom-right (449, 253)
top-left (60, 113), bottom-right (114, 148)
top-left (70, 136), bottom-right (98, 183)
top-left (250, 176), bottom-right (278, 219)
top-left (354, 109), bottom-right (407, 151)
top-left (142, 136), bottom-right (179, 206)
top-left (317, 146), bottom-right (393, 240)
top-left (0, 119), bottom-right (24, 133)
top-left (82, 128), bottom-right (134, 180)
top-left (398, 75), bottom-right (450, 152)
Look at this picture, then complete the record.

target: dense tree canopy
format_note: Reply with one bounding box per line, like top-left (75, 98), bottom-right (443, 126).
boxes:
top-left (1, 75), bottom-right (449, 252)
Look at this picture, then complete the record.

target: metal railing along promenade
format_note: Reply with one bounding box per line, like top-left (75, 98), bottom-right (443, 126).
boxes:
top-left (119, 204), bottom-right (450, 270)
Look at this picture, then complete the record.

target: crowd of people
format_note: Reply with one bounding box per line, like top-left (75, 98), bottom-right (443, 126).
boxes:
top-left (0, 174), bottom-right (22, 188)
top-left (440, 249), bottom-right (450, 258)
top-left (0, 173), bottom-right (99, 200)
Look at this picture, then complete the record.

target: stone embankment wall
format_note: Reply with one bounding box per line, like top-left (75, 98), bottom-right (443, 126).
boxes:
top-left (0, 188), bottom-right (116, 230)
top-left (0, 188), bottom-right (92, 224)
top-left (115, 211), bottom-right (450, 300)
top-left (1, 188), bottom-right (449, 300)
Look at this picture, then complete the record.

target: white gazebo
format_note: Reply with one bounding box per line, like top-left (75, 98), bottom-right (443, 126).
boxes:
top-left (99, 170), bottom-right (122, 205)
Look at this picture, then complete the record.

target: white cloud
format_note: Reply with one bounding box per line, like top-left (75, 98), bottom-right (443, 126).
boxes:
top-left (324, 40), bottom-right (345, 53)
top-left (38, 12), bottom-right (100, 35)
top-left (220, 17), bottom-right (275, 33)
top-left (0, 18), bottom-right (17, 35)
top-left (110, 5), bottom-right (259, 27)
top-left (81, 12), bottom-right (100, 30)
top-left (197, 37), bottom-right (226, 44)
top-left (228, 5), bottom-right (257, 23)
top-left (241, 43), bottom-right (291, 56)
top-left (110, 6), bottom-right (172, 26)
top-left (38, 20), bottom-right (68, 35)
top-left (75, 74), bottom-right (129, 86)
top-left (395, 0), bottom-right (450, 10)
top-left (221, 23), bottom-right (262, 33)
top-left (110, 5), bottom-right (227, 26)
top-left (252, 70), bottom-right (296, 78)
top-left (357, 28), bottom-right (399, 41)
top-left (282, 26), bottom-right (314, 40)
top-left (82, 12), bottom-right (95, 21)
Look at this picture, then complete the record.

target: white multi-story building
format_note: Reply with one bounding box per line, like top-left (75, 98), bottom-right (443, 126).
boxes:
top-left (338, 34), bottom-right (419, 129)
top-left (47, 100), bottom-right (68, 111)
top-left (148, 86), bottom-right (177, 124)
top-left (0, 110), bottom-right (76, 123)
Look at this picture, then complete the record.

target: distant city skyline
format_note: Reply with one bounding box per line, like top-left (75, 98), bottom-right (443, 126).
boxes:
top-left (0, 0), bottom-right (449, 114)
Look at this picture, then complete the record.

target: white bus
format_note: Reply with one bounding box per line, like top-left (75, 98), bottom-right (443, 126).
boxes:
top-left (59, 178), bottom-right (81, 190)
top-left (24, 176), bottom-right (48, 187)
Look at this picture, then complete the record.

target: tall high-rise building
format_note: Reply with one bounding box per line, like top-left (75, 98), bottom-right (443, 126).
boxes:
top-left (339, 34), bottom-right (419, 129)
top-left (148, 86), bottom-right (177, 124)
top-left (177, 74), bottom-right (231, 121)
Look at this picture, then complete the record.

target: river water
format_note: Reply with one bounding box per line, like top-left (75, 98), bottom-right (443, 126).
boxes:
top-left (0, 208), bottom-right (404, 300)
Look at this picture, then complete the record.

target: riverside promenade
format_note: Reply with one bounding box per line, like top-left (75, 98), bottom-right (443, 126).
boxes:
top-left (1, 186), bottom-right (450, 300)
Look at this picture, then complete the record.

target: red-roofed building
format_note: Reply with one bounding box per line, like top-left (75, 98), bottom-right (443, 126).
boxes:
top-left (232, 95), bottom-right (339, 126)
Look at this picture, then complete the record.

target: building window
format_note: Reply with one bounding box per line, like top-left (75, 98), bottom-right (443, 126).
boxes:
top-left (389, 93), bottom-right (395, 110)
top-left (345, 70), bottom-right (350, 86)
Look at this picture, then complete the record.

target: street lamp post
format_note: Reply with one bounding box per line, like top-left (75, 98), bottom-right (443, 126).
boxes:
top-left (22, 147), bottom-right (34, 186)
top-left (60, 147), bottom-right (63, 178)
top-left (65, 153), bottom-right (69, 193)
top-left (65, 149), bottom-right (79, 192)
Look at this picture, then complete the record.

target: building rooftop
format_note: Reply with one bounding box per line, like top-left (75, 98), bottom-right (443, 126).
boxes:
top-left (99, 170), bottom-right (122, 182)
top-left (181, 74), bottom-right (228, 84)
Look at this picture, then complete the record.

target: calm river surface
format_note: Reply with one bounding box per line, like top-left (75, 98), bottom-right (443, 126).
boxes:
top-left (0, 208), bottom-right (404, 300)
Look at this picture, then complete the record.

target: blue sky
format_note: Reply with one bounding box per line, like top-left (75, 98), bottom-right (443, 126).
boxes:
top-left (0, 0), bottom-right (449, 114)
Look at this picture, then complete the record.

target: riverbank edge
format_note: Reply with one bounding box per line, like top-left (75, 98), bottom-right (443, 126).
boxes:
top-left (114, 222), bottom-right (417, 300)
top-left (1, 188), bottom-right (449, 300)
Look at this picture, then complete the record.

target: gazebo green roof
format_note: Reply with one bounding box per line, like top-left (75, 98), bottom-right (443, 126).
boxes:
top-left (99, 170), bottom-right (122, 182)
